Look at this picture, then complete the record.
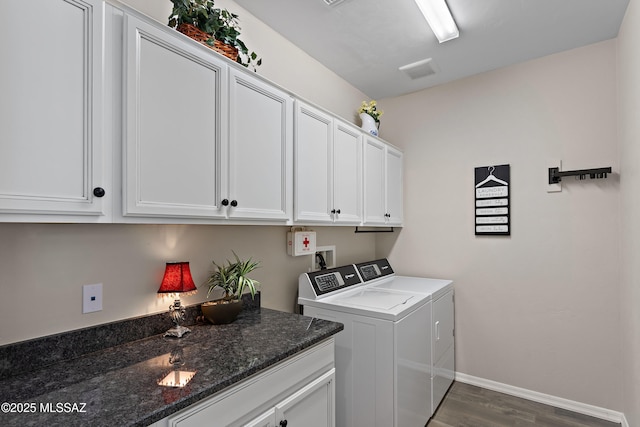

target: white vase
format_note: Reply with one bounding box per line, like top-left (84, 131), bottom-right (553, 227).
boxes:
top-left (359, 113), bottom-right (379, 136)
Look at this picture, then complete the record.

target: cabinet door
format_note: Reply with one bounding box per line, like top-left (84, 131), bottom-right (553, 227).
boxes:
top-left (332, 121), bottom-right (362, 224)
top-left (385, 145), bottom-right (404, 225)
top-left (294, 102), bottom-right (333, 223)
top-left (363, 137), bottom-right (386, 224)
top-left (123, 14), bottom-right (227, 218)
top-left (0, 0), bottom-right (107, 219)
top-left (275, 369), bottom-right (335, 427)
top-left (228, 69), bottom-right (293, 221)
top-left (244, 408), bottom-right (275, 427)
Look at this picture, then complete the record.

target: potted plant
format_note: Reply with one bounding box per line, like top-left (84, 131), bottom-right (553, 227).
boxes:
top-left (168, 0), bottom-right (262, 71)
top-left (358, 100), bottom-right (383, 136)
top-left (201, 252), bottom-right (260, 324)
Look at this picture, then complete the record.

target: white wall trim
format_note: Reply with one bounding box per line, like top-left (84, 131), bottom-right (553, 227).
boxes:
top-left (455, 372), bottom-right (627, 426)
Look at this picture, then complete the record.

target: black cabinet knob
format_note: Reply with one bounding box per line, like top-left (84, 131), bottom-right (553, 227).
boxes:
top-left (331, 209), bottom-right (336, 214)
top-left (230, 200), bottom-right (238, 207)
top-left (93, 187), bottom-right (105, 198)
top-left (221, 199), bottom-right (229, 206)
top-left (336, 209), bottom-right (341, 214)
top-left (279, 420), bottom-right (288, 427)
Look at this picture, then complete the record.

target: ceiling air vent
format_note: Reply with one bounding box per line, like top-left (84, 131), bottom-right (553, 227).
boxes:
top-left (399, 58), bottom-right (438, 79)
top-left (323, 0), bottom-right (345, 6)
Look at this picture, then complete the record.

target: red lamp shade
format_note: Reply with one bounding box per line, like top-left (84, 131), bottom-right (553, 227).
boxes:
top-left (158, 262), bottom-right (198, 295)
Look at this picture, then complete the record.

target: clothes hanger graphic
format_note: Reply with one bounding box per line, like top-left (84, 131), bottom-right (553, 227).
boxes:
top-left (475, 166), bottom-right (508, 188)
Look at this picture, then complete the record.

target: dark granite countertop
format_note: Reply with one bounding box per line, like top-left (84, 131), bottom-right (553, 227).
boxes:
top-left (0, 308), bottom-right (343, 426)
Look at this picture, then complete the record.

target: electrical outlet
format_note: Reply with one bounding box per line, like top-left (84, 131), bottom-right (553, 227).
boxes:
top-left (83, 283), bottom-right (103, 314)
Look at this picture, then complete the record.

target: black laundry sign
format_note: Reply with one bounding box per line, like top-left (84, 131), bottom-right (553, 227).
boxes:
top-left (475, 164), bottom-right (510, 236)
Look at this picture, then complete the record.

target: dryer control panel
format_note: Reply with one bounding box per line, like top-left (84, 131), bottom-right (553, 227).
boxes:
top-left (355, 259), bottom-right (394, 282)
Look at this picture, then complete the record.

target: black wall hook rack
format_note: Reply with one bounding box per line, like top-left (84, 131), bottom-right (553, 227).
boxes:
top-left (548, 167), bottom-right (612, 184)
top-left (355, 226), bottom-right (395, 233)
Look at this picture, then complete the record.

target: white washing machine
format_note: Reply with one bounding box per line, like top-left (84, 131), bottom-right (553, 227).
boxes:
top-left (298, 259), bottom-right (454, 427)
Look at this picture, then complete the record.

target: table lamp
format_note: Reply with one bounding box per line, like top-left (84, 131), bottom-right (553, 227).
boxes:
top-left (158, 262), bottom-right (197, 338)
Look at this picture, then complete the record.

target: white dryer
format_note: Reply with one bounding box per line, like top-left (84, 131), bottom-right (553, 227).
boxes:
top-left (298, 259), bottom-right (454, 427)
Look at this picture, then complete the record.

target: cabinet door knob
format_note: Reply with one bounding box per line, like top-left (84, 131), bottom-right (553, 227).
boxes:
top-left (331, 209), bottom-right (336, 214)
top-left (336, 209), bottom-right (341, 214)
top-left (279, 420), bottom-right (288, 427)
top-left (93, 187), bottom-right (106, 198)
top-left (221, 199), bottom-right (229, 206)
top-left (230, 200), bottom-right (238, 207)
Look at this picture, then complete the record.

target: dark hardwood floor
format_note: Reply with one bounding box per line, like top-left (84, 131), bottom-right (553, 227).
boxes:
top-left (427, 382), bottom-right (620, 427)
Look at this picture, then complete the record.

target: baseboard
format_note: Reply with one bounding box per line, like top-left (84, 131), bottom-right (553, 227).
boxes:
top-left (455, 372), bottom-right (627, 425)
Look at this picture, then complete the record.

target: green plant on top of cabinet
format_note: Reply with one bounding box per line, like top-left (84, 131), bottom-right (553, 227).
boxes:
top-left (363, 136), bottom-right (404, 226)
top-left (294, 101), bottom-right (362, 224)
top-left (167, 0), bottom-right (261, 70)
top-left (123, 12), bottom-right (228, 219)
top-left (0, 0), bottom-right (109, 221)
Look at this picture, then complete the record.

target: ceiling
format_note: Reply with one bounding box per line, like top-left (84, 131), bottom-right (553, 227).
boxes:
top-left (234, 0), bottom-right (629, 99)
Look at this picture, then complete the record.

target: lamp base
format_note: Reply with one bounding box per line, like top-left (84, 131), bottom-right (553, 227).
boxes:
top-left (164, 325), bottom-right (191, 338)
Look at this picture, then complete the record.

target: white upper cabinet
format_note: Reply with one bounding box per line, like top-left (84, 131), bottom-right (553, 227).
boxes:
top-left (333, 121), bottom-right (363, 223)
top-left (122, 13), bottom-right (228, 219)
top-left (295, 102), bottom-right (333, 223)
top-left (0, 0), bottom-right (108, 220)
top-left (227, 68), bottom-right (293, 221)
top-left (385, 144), bottom-right (404, 225)
top-left (122, 13), bottom-right (292, 222)
top-left (363, 137), bottom-right (404, 226)
top-left (295, 102), bottom-right (362, 224)
top-left (1, 0), bottom-right (400, 227)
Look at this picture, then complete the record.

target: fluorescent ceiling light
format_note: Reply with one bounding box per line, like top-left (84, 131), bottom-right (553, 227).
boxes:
top-left (414, 0), bottom-right (459, 43)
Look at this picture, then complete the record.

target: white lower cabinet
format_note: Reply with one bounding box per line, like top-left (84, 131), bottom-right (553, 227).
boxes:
top-left (246, 370), bottom-right (335, 427)
top-left (156, 339), bottom-right (335, 427)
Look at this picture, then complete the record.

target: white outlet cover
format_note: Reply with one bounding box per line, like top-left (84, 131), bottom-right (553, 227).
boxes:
top-left (83, 283), bottom-right (103, 314)
top-left (547, 159), bottom-right (562, 193)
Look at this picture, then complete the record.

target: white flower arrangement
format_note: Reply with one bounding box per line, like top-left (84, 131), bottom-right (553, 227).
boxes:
top-left (358, 100), bottom-right (383, 122)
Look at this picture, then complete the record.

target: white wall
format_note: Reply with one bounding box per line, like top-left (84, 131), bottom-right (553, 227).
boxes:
top-left (0, 0), bottom-right (372, 346)
top-left (0, 224), bottom-right (374, 345)
top-left (377, 40), bottom-right (621, 411)
top-left (617, 0), bottom-right (640, 424)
